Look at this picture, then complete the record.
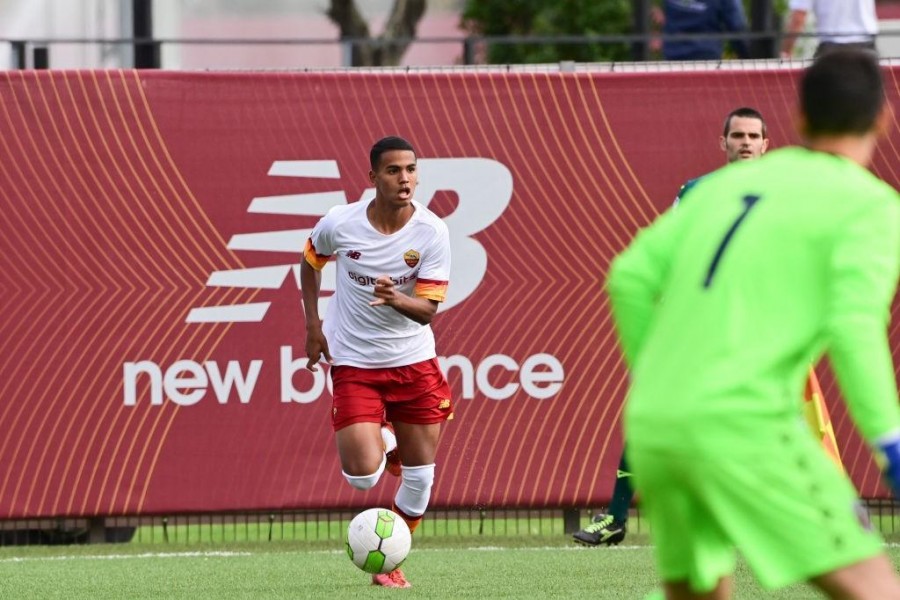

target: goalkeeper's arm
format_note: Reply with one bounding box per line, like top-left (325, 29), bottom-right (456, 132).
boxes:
top-left (826, 202), bottom-right (900, 496)
top-left (874, 431), bottom-right (900, 497)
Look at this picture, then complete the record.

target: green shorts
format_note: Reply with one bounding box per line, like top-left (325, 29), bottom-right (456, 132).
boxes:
top-left (627, 418), bottom-right (883, 592)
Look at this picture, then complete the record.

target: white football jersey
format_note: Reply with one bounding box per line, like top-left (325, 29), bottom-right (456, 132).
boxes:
top-left (305, 199), bottom-right (450, 368)
top-left (788, 0), bottom-right (877, 43)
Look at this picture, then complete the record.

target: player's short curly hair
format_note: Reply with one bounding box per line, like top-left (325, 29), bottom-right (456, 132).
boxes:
top-left (802, 48), bottom-right (884, 136)
top-left (370, 136), bottom-right (416, 170)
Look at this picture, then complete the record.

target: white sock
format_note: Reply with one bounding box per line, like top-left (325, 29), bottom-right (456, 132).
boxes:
top-left (394, 464), bottom-right (435, 517)
top-left (381, 426), bottom-right (397, 454)
top-left (342, 455), bottom-right (386, 490)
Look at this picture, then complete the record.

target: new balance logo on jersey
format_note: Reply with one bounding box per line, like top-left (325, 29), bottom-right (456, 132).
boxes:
top-left (346, 250), bottom-right (361, 260)
top-left (187, 158), bottom-right (513, 323)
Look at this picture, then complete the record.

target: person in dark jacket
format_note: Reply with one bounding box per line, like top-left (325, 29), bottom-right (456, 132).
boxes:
top-left (663, 0), bottom-right (751, 60)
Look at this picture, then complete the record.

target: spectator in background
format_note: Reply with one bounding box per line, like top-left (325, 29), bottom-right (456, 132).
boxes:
top-left (662, 0), bottom-right (751, 61)
top-left (780, 0), bottom-right (878, 59)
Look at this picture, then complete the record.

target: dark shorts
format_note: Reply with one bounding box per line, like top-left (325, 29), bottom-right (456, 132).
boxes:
top-left (330, 358), bottom-right (453, 431)
top-left (814, 41), bottom-right (877, 59)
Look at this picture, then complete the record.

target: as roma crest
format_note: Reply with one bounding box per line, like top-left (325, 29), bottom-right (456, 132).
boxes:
top-left (404, 250), bottom-right (420, 268)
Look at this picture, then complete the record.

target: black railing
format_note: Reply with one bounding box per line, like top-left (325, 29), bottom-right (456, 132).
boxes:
top-left (3, 30), bottom-right (879, 70)
top-left (1, 499), bottom-right (898, 546)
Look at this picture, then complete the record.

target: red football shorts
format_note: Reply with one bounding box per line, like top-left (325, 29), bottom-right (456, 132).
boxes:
top-left (330, 358), bottom-right (454, 431)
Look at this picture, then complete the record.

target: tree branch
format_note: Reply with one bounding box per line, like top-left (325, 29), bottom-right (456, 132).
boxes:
top-left (379, 0), bottom-right (427, 65)
top-left (327, 0), bottom-right (369, 38)
top-left (327, 0), bottom-right (426, 66)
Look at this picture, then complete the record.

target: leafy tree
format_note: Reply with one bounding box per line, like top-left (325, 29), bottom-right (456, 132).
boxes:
top-left (461, 1), bottom-right (789, 64)
top-left (461, 0), bottom-right (633, 64)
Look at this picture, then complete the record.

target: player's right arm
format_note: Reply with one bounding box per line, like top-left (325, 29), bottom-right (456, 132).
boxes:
top-left (300, 256), bottom-right (332, 371)
top-left (780, 0), bottom-right (809, 57)
top-left (606, 207), bottom-right (681, 368)
top-left (301, 219), bottom-right (335, 371)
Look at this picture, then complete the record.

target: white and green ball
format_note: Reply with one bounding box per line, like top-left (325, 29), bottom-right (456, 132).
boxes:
top-left (346, 508), bottom-right (412, 574)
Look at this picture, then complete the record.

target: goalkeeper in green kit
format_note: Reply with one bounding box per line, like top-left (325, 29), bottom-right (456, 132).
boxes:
top-left (608, 49), bottom-right (900, 599)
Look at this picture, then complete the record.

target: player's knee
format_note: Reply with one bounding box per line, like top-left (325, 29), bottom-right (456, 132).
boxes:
top-left (343, 456), bottom-right (386, 490)
top-left (394, 464), bottom-right (435, 516)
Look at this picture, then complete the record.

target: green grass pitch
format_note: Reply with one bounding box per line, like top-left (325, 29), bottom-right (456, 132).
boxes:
top-left (1, 535), bottom-right (899, 599)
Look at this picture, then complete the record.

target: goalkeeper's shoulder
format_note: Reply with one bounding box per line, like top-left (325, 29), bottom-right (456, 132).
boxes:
top-left (672, 176), bottom-right (703, 207)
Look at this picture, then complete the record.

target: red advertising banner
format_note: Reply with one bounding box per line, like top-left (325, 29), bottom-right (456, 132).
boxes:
top-left (0, 67), bottom-right (897, 518)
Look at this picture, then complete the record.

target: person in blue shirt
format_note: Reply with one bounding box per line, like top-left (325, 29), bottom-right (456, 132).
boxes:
top-left (663, 0), bottom-right (751, 60)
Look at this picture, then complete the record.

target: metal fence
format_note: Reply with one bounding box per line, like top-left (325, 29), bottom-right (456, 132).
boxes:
top-left (4, 30), bottom-right (897, 70)
top-left (2, 499), bottom-right (897, 546)
top-left (1, 28), bottom-right (898, 548)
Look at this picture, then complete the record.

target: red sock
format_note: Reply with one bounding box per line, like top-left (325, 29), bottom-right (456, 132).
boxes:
top-left (392, 503), bottom-right (422, 534)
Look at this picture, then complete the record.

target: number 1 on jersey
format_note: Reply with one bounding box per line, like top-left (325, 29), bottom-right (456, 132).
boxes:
top-left (704, 194), bottom-right (761, 288)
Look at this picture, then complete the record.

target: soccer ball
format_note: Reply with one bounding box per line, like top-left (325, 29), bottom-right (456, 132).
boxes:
top-left (346, 508), bottom-right (411, 574)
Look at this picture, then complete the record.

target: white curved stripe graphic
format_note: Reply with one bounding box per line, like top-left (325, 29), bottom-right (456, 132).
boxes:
top-left (248, 191), bottom-right (347, 216)
top-left (206, 265), bottom-right (292, 289)
top-left (227, 229), bottom-right (310, 253)
top-left (268, 160), bottom-right (340, 178)
top-left (186, 303), bottom-right (271, 323)
top-left (192, 157), bottom-right (513, 324)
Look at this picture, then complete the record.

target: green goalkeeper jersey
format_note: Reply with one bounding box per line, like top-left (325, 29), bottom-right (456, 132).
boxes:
top-left (608, 147), bottom-right (900, 448)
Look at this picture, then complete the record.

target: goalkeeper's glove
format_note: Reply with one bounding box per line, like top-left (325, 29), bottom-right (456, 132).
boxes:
top-left (874, 431), bottom-right (900, 498)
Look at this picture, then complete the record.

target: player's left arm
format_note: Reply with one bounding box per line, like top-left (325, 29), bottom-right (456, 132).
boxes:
top-left (827, 200), bottom-right (900, 441)
top-left (826, 198), bottom-right (900, 493)
top-left (371, 222), bottom-right (450, 326)
top-left (370, 277), bottom-right (440, 325)
top-left (605, 208), bottom-right (680, 367)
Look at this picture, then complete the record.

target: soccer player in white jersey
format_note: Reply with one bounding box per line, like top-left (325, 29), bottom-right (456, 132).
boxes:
top-left (300, 136), bottom-right (452, 589)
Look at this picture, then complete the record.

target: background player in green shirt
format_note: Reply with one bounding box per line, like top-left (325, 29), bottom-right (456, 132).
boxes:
top-left (674, 107), bottom-right (770, 205)
top-left (608, 49), bottom-right (900, 599)
top-left (574, 106), bottom-right (770, 547)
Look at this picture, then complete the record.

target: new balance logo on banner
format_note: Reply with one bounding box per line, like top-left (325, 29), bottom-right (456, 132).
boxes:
top-left (187, 158), bottom-right (513, 323)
